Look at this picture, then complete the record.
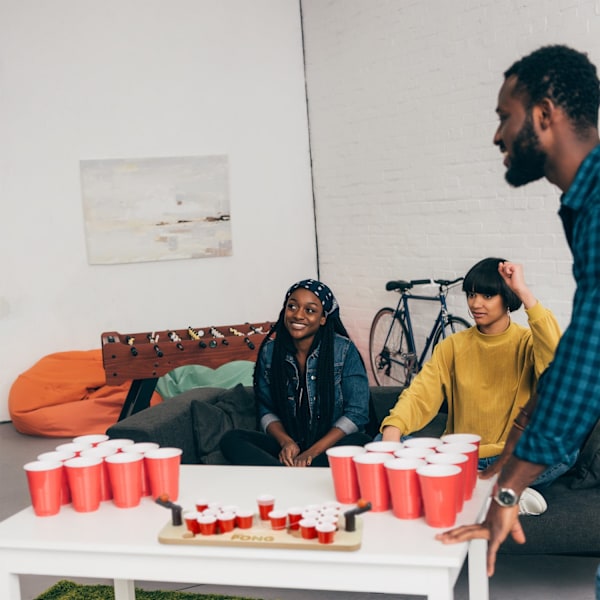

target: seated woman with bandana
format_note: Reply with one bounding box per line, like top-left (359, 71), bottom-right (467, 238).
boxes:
top-left (220, 279), bottom-right (372, 467)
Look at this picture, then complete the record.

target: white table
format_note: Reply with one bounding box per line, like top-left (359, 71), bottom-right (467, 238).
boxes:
top-left (0, 465), bottom-right (494, 600)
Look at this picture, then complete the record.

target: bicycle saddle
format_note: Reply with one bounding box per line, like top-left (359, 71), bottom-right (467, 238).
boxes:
top-left (385, 279), bottom-right (431, 292)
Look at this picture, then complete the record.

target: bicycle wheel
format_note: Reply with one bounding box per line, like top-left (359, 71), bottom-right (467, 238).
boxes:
top-left (432, 316), bottom-right (471, 349)
top-left (369, 308), bottom-right (416, 387)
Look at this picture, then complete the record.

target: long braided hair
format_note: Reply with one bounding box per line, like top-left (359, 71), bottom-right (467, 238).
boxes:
top-left (253, 280), bottom-right (350, 447)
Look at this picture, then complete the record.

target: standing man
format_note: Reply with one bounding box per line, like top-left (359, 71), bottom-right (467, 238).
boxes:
top-left (436, 44), bottom-right (600, 592)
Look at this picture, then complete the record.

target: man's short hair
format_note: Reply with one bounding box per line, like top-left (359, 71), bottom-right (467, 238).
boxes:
top-left (505, 45), bottom-right (600, 131)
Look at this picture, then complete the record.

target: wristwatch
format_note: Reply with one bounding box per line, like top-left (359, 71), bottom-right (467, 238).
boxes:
top-left (493, 486), bottom-right (520, 508)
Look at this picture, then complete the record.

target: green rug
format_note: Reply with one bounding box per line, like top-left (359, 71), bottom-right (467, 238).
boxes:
top-left (35, 579), bottom-right (262, 600)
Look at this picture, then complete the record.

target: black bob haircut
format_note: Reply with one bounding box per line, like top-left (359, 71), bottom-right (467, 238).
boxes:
top-left (462, 258), bottom-right (522, 312)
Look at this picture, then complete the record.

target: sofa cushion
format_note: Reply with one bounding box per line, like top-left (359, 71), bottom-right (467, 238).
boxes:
top-left (500, 472), bottom-right (600, 555)
top-left (191, 384), bottom-right (256, 464)
top-left (569, 418), bottom-right (600, 490)
top-left (156, 361), bottom-right (255, 399)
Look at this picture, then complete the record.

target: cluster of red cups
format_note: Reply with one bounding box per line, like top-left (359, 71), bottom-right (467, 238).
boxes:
top-left (24, 435), bottom-right (183, 516)
top-left (326, 433), bottom-right (481, 528)
top-left (183, 496), bottom-right (341, 544)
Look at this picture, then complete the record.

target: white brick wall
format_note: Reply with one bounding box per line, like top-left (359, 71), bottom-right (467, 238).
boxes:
top-left (301, 0), bottom-right (600, 379)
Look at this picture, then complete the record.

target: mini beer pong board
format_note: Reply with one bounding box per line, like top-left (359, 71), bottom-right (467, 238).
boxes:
top-left (158, 516), bottom-right (363, 551)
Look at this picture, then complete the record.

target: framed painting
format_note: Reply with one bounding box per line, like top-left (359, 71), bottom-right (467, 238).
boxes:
top-left (80, 154), bottom-right (231, 264)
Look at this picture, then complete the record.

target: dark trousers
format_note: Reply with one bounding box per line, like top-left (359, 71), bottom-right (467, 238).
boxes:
top-left (220, 428), bottom-right (371, 467)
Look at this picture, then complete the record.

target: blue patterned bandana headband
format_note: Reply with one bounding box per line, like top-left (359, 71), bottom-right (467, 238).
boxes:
top-left (285, 279), bottom-right (339, 317)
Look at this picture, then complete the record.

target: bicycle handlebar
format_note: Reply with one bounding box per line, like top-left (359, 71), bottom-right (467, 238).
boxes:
top-left (433, 276), bottom-right (464, 287)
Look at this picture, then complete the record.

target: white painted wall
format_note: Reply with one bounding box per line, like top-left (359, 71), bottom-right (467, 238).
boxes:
top-left (301, 0), bottom-right (600, 377)
top-left (4, 0), bottom-right (599, 422)
top-left (0, 0), bottom-right (316, 420)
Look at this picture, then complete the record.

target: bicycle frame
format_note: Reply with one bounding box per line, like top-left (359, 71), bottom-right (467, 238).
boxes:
top-left (393, 288), bottom-right (451, 370)
top-left (370, 276), bottom-right (469, 387)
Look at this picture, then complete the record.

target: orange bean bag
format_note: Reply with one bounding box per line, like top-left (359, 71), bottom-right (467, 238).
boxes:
top-left (8, 349), bottom-right (162, 437)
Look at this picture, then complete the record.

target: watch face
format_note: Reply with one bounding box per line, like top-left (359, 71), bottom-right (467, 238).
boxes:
top-left (498, 488), bottom-right (518, 506)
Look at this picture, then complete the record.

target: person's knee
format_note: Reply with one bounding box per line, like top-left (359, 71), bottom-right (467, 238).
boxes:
top-left (219, 428), bottom-right (242, 452)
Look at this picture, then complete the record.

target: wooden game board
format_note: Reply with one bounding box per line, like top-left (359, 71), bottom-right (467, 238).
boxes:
top-left (158, 515), bottom-right (363, 551)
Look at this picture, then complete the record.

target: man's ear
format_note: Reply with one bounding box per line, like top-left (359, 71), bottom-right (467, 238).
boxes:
top-left (536, 97), bottom-right (556, 130)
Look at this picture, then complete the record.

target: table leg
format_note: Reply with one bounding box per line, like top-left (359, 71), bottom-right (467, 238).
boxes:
top-left (114, 578), bottom-right (135, 600)
top-left (420, 570), bottom-right (454, 600)
top-left (468, 538), bottom-right (489, 600)
top-left (0, 571), bottom-right (21, 600)
top-left (118, 378), bottom-right (158, 420)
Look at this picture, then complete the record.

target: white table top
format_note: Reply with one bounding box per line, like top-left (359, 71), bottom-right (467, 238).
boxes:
top-left (0, 464), bottom-right (493, 569)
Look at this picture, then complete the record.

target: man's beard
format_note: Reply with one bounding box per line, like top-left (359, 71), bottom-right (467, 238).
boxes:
top-left (505, 114), bottom-right (547, 187)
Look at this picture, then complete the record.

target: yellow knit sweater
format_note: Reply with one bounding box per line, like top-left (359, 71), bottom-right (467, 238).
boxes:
top-left (380, 302), bottom-right (561, 458)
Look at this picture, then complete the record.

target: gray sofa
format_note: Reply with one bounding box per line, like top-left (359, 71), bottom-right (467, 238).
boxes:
top-left (107, 384), bottom-right (600, 557)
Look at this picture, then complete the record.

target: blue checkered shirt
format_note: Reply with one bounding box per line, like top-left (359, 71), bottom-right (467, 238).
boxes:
top-left (515, 144), bottom-right (600, 466)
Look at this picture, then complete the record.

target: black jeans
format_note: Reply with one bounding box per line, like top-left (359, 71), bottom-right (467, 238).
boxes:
top-left (220, 428), bottom-right (372, 467)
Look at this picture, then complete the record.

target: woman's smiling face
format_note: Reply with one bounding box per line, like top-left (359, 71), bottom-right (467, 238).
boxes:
top-left (284, 288), bottom-right (326, 344)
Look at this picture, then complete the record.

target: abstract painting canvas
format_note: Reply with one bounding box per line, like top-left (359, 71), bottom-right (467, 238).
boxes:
top-left (80, 154), bottom-right (231, 264)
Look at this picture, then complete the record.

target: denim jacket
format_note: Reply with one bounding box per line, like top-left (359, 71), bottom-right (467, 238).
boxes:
top-left (256, 333), bottom-right (370, 437)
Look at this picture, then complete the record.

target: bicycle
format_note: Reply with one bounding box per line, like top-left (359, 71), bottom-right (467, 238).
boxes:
top-left (369, 277), bottom-right (471, 387)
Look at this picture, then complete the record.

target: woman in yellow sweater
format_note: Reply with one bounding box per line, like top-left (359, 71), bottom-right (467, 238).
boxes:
top-left (381, 258), bottom-right (578, 501)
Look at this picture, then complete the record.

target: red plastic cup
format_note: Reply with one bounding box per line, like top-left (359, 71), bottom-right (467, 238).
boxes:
top-left (256, 494), bottom-right (275, 520)
top-left (317, 514), bottom-right (338, 529)
top-left (352, 451), bottom-right (392, 512)
top-left (105, 452), bottom-right (143, 508)
top-left (299, 518), bottom-right (317, 539)
top-left (80, 446), bottom-right (118, 502)
top-left (384, 457), bottom-right (426, 519)
top-left (37, 450), bottom-right (75, 505)
top-left (123, 442), bottom-right (159, 497)
top-left (64, 456), bottom-right (102, 513)
top-left (97, 438), bottom-right (135, 453)
top-left (316, 521), bottom-right (336, 544)
top-left (364, 441), bottom-right (404, 454)
top-left (325, 445), bottom-right (366, 504)
top-left (236, 509), bottom-right (254, 529)
top-left (437, 442), bottom-right (478, 500)
top-left (217, 511), bottom-right (236, 533)
top-left (73, 434), bottom-right (109, 447)
top-left (221, 504), bottom-right (239, 515)
top-left (426, 452), bottom-right (468, 511)
top-left (403, 437), bottom-right (443, 450)
top-left (23, 460), bottom-right (63, 517)
top-left (287, 506), bottom-right (303, 530)
top-left (144, 447), bottom-right (183, 501)
top-left (393, 446), bottom-right (436, 460)
top-left (197, 514), bottom-right (217, 535)
top-left (417, 463), bottom-right (462, 528)
top-left (184, 511), bottom-right (201, 534)
top-left (55, 442), bottom-right (90, 457)
top-left (268, 509), bottom-right (288, 530)
top-left (302, 509), bottom-right (320, 521)
top-left (319, 506), bottom-right (340, 519)
top-left (441, 433), bottom-right (481, 448)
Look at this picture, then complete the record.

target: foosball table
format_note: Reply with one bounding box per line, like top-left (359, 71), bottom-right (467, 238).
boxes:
top-left (101, 321), bottom-right (272, 420)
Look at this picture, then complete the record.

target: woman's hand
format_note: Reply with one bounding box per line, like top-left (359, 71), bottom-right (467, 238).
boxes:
top-left (294, 451), bottom-right (315, 467)
top-left (381, 425), bottom-right (402, 442)
top-left (498, 262), bottom-right (537, 309)
top-left (278, 441), bottom-right (300, 466)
